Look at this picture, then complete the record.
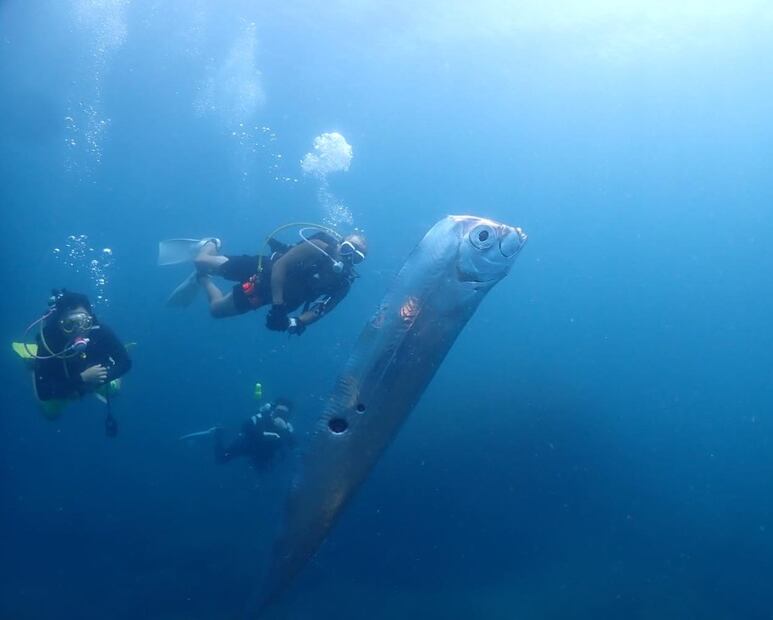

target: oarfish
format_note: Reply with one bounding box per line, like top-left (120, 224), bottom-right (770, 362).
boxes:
top-left (260, 215), bottom-right (527, 609)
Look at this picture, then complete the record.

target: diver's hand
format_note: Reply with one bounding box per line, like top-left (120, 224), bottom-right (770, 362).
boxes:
top-left (273, 418), bottom-right (289, 431)
top-left (266, 304), bottom-right (289, 331)
top-left (81, 365), bottom-right (108, 385)
top-left (287, 317), bottom-right (305, 336)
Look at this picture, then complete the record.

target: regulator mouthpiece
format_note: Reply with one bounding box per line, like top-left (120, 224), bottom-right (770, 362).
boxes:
top-left (71, 336), bottom-right (89, 353)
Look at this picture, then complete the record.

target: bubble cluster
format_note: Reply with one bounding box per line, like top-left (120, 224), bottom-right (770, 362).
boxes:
top-left (319, 185), bottom-right (354, 228)
top-left (301, 132), bottom-right (353, 177)
top-left (193, 20), bottom-right (265, 136)
top-left (53, 235), bottom-right (115, 306)
top-left (230, 124), bottom-right (298, 184)
top-left (73, 0), bottom-right (129, 53)
top-left (194, 21), bottom-right (264, 123)
top-left (65, 103), bottom-right (110, 173)
top-left (193, 21), bottom-right (298, 188)
top-left (65, 0), bottom-right (128, 176)
top-left (301, 132), bottom-right (355, 227)
top-left (83, 104), bottom-right (109, 166)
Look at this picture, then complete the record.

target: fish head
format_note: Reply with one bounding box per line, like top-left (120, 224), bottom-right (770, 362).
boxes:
top-left (450, 215), bottom-right (528, 284)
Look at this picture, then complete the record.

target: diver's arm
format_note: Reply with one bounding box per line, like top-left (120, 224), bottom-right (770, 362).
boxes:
top-left (297, 285), bottom-right (350, 328)
top-left (270, 240), bottom-right (327, 305)
top-left (97, 325), bottom-right (132, 381)
top-left (285, 424), bottom-right (297, 449)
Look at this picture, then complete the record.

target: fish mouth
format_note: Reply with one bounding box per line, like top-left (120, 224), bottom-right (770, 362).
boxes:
top-left (456, 266), bottom-right (501, 284)
top-left (500, 227), bottom-right (527, 258)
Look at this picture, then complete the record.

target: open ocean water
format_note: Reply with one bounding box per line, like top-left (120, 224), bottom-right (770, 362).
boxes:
top-left (2, 2), bottom-right (773, 618)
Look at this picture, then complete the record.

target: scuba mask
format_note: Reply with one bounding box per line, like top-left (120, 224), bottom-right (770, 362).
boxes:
top-left (60, 311), bottom-right (93, 334)
top-left (339, 240), bottom-right (365, 264)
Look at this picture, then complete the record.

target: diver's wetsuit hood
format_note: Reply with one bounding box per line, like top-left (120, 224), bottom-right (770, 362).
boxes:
top-left (50, 290), bottom-right (94, 320)
top-left (44, 290), bottom-right (97, 351)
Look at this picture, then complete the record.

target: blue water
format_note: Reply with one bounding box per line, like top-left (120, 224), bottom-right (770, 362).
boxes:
top-left (2, 2), bottom-right (773, 618)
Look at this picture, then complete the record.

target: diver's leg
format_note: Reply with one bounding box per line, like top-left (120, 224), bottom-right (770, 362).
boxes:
top-left (194, 241), bottom-right (228, 274)
top-left (199, 276), bottom-right (240, 318)
top-left (214, 428), bottom-right (234, 464)
top-left (216, 428), bottom-right (252, 464)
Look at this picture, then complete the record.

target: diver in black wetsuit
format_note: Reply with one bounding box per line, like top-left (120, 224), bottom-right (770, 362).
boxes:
top-left (191, 228), bottom-right (367, 334)
top-left (214, 399), bottom-right (296, 470)
top-left (32, 289), bottom-right (132, 403)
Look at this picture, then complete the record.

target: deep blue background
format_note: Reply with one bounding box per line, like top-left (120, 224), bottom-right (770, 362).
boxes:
top-left (2, 2), bottom-right (773, 618)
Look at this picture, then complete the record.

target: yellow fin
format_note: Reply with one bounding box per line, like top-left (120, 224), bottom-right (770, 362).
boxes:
top-left (12, 342), bottom-right (37, 359)
top-left (39, 399), bottom-right (68, 420)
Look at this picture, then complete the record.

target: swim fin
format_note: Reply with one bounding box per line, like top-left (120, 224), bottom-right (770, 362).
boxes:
top-left (157, 237), bottom-right (221, 266)
top-left (12, 342), bottom-right (37, 359)
top-left (179, 427), bottom-right (220, 441)
top-left (12, 342), bottom-right (37, 370)
top-left (165, 271), bottom-right (200, 307)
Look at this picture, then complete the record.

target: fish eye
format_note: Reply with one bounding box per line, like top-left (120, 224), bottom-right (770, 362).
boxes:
top-left (469, 224), bottom-right (496, 250)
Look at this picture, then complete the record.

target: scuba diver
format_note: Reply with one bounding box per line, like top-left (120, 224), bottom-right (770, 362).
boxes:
top-left (14, 289), bottom-right (132, 434)
top-left (158, 224), bottom-right (368, 335)
top-left (180, 395), bottom-right (296, 471)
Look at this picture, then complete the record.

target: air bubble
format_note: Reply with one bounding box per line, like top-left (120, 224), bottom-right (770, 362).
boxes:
top-left (53, 234), bottom-right (115, 307)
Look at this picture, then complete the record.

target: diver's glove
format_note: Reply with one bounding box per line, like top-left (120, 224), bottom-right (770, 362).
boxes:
top-left (287, 317), bottom-right (306, 336)
top-left (266, 304), bottom-right (289, 331)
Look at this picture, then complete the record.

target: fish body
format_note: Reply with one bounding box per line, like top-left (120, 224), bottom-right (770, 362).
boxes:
top-left (260, 215), bottom-right (528, 609)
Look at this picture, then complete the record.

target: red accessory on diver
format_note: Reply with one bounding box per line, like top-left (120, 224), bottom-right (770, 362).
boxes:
top-left (241, 275), bottom-right (262, 307)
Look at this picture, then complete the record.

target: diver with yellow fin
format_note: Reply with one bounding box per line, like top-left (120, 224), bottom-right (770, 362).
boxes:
top-left (13, 289), bottom-right (132, 434)
top-left (158, 224), bottom-right (367, 334)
